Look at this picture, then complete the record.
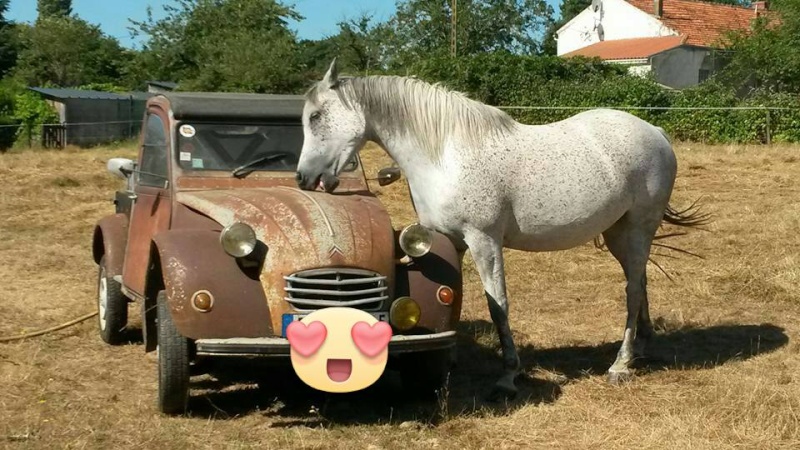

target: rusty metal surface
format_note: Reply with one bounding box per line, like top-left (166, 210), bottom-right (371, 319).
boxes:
top-left (394, 232), bottom-right (463, 334)
top-left (92, 213), bottom-right (129, 275)
top-left (175, 187), bottom-right (397, 334)
top-left (122, 187), bottom-right (172, 297)
top-left (152, 229), bottom-right (272, 339)
top-left (175, 175), bottom-right (368, 192)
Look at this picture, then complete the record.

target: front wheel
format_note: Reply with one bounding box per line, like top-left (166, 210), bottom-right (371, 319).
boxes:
top-left (97, 256), bottom-right (128, 345)
top-left (156, 291), bottom-right (191, 415)
top-left (399, 348), bottom-right (452, 400)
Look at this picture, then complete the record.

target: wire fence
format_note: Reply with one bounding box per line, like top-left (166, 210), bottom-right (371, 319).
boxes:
top-left (495, 105), bottom-right (800, 145)
top-left (2, 106), bottom-right (799, 151)
top-left (0, 120), bottom-right (143, 150)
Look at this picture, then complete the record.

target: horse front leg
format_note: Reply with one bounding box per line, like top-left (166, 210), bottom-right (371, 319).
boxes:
top-left (465, 232), bottom-right (520, 399)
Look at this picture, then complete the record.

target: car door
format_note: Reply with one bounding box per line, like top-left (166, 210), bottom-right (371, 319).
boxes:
top-left (122, 110), bottom-right (172, 297)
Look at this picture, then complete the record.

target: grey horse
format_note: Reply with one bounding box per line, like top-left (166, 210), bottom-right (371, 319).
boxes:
top-left (295, 59), bottom-right (706, 398)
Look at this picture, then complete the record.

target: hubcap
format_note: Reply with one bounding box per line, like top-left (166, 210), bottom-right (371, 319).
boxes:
top-left (98, 268), bottom-right (108, 331)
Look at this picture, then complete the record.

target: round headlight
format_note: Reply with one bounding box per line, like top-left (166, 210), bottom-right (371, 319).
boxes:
top-left (390, 297), bottom-right (421, 331)
top-left (220, 222), bottom-right (257, 258)
top-left (399, 223), bottom-right (433, 258)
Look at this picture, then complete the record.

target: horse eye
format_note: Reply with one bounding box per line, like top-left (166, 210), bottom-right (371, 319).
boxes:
top-left (309, 112), bottom-right (321, 121)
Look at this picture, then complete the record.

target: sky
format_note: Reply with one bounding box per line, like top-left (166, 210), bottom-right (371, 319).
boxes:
top-left (5, 0), bottom-right (400, 48)
top-left (7, 0), bottom-right (561, 49)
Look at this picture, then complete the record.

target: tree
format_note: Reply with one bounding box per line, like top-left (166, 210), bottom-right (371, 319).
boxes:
top-left (130, 0), bottom-right (305, 93)
top-left (0, 0), bottom-right (18, 77)
top-left (297, 14), bottom-right (388, 77)
top-left (722, 0), bottom-right (800, 93)
top-left (380, 0), bottom-right (554, 68)
top-left (14, 16), bottom-right (129, 87)
top-left (37, 0), bottom-right (72, 20)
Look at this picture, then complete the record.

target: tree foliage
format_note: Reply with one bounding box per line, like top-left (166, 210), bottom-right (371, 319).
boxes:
top-left (0, 0), bottom-right (17, 77)
top-left (37, 0), bottom-right (72, 20)
top-left (381, 0), bottom-right (553, 68)
top-left (297, 14), bottom-right (388, 77)
top-left (130, 0), bottom-right (304, 93)
top-left (722, 0), bottom-right (800, 93)
top-left (13, 17), bottom-right (129, 87)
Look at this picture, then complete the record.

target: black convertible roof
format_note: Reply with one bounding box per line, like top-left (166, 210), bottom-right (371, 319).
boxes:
top-left (159, 92), bottom-right (305, 121)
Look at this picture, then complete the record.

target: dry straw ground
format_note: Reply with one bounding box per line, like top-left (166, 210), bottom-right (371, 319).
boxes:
top-left (1, 142), bottom-right (799, 449)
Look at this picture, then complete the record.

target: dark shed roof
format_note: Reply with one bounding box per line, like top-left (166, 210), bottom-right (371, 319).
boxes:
top-left (162, 92), bottom-right (305, 121)
top-left (147, 80), bottom-right (178, 90)
top-left (29, 87), bottom-right (133, 101)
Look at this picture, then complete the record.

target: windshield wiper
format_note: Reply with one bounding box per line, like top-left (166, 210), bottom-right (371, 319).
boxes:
top-left (231, 153), bottom-right (289, 178)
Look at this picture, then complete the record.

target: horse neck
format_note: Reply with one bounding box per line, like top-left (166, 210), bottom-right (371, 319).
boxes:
top-left (366, 119), bottom-right (445, 184)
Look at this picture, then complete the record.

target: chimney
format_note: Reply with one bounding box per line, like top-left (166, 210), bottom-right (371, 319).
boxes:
top-left (654, 0), bottom-right (663, 18)
top-left (752, 1), bottom-right (769, 17)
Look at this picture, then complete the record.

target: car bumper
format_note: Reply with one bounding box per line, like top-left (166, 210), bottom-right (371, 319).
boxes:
top-left (194, 330), bottom-right (456, 357)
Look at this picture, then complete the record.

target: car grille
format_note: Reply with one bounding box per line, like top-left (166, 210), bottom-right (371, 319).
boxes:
top-left (283, 268), bottom-right (388, 312)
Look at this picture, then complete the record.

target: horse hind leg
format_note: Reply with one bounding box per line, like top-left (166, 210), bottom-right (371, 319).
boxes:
top-left (601, 212), bottom-right (660, 384)
top-left (463, 230), bottom-right (521, 399)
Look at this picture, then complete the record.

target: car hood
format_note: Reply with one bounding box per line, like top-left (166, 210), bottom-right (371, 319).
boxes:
top-left (175, 187), bottom-right (396, 325)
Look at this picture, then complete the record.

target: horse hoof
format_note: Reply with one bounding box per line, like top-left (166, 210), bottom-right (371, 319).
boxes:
top-left (607, 370), bottom-right (634, 385)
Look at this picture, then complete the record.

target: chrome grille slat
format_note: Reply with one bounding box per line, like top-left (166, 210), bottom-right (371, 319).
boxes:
top-left (284, 268), bottom-right (387, 312)
top-left (285, 286), bottom-right (387, 296)
top-left (283, 275), bottom-right (387, 285)
top-left (283, 296), bottom-right (389, 308)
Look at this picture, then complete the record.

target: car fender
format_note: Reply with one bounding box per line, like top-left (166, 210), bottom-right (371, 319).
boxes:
top-left (395, 232), bottom-right (463, 334)
top-left (151, 229), bottom-right (273, 340)
top-left (92, 214), bottom-right (129, 276)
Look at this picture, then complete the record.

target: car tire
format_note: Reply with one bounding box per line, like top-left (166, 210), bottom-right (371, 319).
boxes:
top-left (156, 290), bottom-right (191, 415)
top-left (399, 348), bottom-right (452, 399)
top-left (97, 256), bottom-right (128, 345)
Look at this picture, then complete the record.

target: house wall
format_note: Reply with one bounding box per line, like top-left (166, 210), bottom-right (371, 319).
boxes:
top-left (556, 0), bottom-right (677, 56)
top-left (650, 47), bottom-right (709, 89)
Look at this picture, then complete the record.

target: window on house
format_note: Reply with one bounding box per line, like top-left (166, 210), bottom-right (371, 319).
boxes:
top-left (139, 114), bottom-right (169, 188)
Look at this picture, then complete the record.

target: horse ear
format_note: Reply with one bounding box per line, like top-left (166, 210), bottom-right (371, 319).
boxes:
top-left (322, 58), bottom-right (339, 89)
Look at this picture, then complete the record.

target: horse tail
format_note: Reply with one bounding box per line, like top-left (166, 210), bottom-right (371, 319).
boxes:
top-left (662, 198), bottom-right (710, 228)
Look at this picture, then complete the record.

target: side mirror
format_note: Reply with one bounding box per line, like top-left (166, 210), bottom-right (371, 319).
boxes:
top-left (376, 167), bottom-right (401, 187)
top-left (108, 158), bottom-right (135, 180)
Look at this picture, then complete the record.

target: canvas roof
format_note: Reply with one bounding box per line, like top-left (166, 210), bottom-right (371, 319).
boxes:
top-left (161, 92), bottom-right (305, 121)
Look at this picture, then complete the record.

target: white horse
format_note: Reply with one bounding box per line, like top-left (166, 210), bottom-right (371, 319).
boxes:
top-left (295, 59), bottom-right (706, 398)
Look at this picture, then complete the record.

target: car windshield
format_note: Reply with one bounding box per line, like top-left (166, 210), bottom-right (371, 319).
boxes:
top-left (175, 123), bottom-right (358, 173)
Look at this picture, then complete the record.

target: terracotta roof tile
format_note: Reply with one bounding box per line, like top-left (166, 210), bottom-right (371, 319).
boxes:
top-left (627, 0), bottom-right (760, 47)
top-left (563, 35), bottom-right (687, 60)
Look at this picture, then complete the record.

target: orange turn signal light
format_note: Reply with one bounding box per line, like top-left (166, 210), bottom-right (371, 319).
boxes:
top-left (192, 291), bottom-right (214, 313)
top-left (437, 286), bottom-right (455, 305)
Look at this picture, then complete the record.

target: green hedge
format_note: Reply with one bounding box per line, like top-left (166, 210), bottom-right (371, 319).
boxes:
top-left (408, 54), bottom-right (800, 144)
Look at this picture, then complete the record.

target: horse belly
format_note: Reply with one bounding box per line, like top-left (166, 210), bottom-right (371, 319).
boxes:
top-left (503, 193), bottom-right (631, 252)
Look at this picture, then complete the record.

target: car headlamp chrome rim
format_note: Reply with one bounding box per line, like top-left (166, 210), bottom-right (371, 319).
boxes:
top-left (399, 223), bottom-right (433, 258)
top-left (220, 222), bottom-right (257, 258)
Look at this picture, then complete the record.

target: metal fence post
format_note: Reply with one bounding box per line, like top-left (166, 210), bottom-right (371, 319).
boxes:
top-left (765, 108), bottom-right (772, 145)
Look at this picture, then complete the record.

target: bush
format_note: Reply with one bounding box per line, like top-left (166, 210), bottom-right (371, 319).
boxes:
top-left (406, 54), bottom-right (800, 144)
top-left (0, 116), bottom-right (20, 151)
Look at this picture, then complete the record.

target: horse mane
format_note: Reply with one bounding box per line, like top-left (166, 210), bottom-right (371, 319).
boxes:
top-left (306, 75), bottom-right (518, 162)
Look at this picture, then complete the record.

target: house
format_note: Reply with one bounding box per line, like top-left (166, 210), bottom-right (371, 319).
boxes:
top-left (29, 88), bottom-right (152, 148)
top-left (555, 0), bottom-right (771, 88)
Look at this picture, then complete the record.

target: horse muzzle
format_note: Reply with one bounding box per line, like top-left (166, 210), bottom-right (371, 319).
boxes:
top-left (295, 171), bottom-right (340, 193)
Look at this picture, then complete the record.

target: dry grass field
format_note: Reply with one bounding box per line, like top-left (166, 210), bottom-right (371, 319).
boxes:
top-left (1, 141), bottom-right (799, 449)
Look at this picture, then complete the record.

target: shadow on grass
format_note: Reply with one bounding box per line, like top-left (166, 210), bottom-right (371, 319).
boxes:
top-left (181, 319), bottom-right (787, 425)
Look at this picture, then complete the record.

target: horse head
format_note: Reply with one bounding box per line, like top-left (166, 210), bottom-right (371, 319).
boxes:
top-left (296, 58), bottom-right (367, 193)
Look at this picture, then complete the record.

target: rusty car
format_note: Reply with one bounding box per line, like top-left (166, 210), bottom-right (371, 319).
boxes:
top-left (92, 92), bottom-right (463, 414)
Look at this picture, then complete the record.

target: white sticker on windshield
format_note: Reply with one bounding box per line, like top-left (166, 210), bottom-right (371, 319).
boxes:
top-left (179, 125), bottom-right (196, 138)
top-left (192, 158), bottom-right (204, 169)
top-left (180, 151), bottom-right (191, 161)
